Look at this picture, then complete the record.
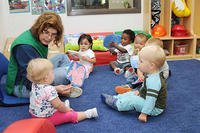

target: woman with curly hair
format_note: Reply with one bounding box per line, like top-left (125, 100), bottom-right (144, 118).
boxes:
top-left (6, 12), bottom-right (82, 98)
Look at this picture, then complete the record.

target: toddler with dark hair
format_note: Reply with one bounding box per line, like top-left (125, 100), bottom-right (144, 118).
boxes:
top-left (109, 29), bottom-right (135, 75)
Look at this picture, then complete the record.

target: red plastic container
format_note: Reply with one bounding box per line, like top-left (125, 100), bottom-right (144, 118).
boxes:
top-left (174, 43), bottom-right (189, 55)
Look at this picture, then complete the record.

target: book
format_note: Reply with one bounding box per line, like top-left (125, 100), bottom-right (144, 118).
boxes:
top-left (68, 50), bottom-right (81, 58)
top-left (66, 61), bottom-right (86, 87)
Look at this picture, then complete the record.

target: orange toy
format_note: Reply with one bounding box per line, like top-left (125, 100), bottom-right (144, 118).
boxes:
top-left (151, 24), bottom-right (166, 37)
top-left (115, 86), bottom-right (132, 94)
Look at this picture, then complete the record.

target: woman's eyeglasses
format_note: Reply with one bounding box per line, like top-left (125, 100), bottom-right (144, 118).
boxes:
top-left (42, 30), bottom-right (57, 39)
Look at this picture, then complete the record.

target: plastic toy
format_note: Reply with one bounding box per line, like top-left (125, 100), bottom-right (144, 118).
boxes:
top-left (151, 24), bottom-right (166, 37)
top-left (171, 24), bottom-right (189, 37)
top-left (172, 0), bottom-right (191, 17)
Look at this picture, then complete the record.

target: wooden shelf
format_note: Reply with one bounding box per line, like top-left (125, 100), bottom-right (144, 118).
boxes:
top-left (194, 0), bottom-right (200, 36)
top-left (171, 36), bottom-right (194, 40)
top-left (195, 54), bottom-right (200, 58)
top-left (167, 54), bottom-right (193, 60)
top-left (195, 38), bottom-right (200, 57)
top-left (159, 36), bottom-right (194, 40)
top-left (196, 36), bottom-right (200, 39)
top-left (143, 0), bottom-right (199, 60)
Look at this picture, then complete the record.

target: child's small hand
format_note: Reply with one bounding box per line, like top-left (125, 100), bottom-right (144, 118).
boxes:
top-left (134, 48), bottom-right (140, 55)
top-left (134, 90), bottom-right (140, 96)
top-left (81, 56), bottom-right (89, 62)
top-left (138, 74), bottom-right (145, 82)
top-left (138, 113), bottom-right (147, 123)
top-left (109, 42), bottom-right (117, 47)
top-left (109, 48), bottom-right (116, 54)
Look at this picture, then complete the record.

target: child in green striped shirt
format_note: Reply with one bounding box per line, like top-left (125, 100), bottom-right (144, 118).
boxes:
top-left (101, 45), bottom-right (167, 122)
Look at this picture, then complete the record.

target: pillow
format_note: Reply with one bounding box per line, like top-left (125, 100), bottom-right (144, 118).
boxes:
top-left (0, 52), bottom-right (9, 103)
top-left (64, 34), bottom-right (108, 52)
top-left (65, 41), bottom-right (108, 52)
top-left (64, 34), bottom-right (81, 53)
top-left (65, 43), bottom-right (79, 52)
top-left (92, 39), bottom-right (108, 51)
top-left (103, 34), bottom-right (121, 48)
top-left (0, 52), bottom-right (9, 80)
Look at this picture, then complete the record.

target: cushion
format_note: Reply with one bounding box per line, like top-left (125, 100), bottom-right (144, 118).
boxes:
top-left (0, 52), bottom-right (9, 79)
top-left (94, 51), bottom-right (117, 66)
top-left (3, 37), bottom-right (15, 59)
top-left (65, 39), bottom-right (108, 52)
top-left (103, 34), bottom-right (121, 48)
top-left (3, 118), bottom-right (56, 133)
top-left (65, 43), bottom-right (79, 52)
top-left (68, 51), bottom-right (117, 66)
top-left (0, 52), bottom-right (9, 103)
top-left (89, 32), bottom-right (113, 51)
top-left (64, 33), bottom-right (81, 52)
top-left (0, 83), bottom-right (29, 107)
top-left (92, 39), bottom-right (108, 51)
top-left (0, 52), bottom-right (29, 107)
top-left (64, 32), bottom-right (111, 52)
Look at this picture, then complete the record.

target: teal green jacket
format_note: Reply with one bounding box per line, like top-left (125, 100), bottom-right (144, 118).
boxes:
top-left (6, 30), bottom-right (48, 95)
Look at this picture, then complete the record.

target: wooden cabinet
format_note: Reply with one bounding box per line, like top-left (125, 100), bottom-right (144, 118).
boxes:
top-left (143, 0), bottom-right (200, 60)
top-left (193, 0), bottom-right (200, 58)
top-left (193, 0), bottom-right (200, 37)
top-left (195, 37), bottom-right (200, 58)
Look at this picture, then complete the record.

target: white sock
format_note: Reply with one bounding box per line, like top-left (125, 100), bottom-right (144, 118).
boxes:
top-left (84, 108), bottom-right (98, 118)
top-left (65, 100), bottom-right (70, 107)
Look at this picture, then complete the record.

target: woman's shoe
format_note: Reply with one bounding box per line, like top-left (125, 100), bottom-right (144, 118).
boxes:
top-left (68, 86), bottom-right (83, 98)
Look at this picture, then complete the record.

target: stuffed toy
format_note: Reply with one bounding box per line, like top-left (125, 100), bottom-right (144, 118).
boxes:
top-left (172, 0), bottom-right (191, 17)
top-left (151, 0), bottom-right (161, 28)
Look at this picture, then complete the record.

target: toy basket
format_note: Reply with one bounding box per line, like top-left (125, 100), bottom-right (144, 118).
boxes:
top-left (174, 43), bottom-right (189, 55)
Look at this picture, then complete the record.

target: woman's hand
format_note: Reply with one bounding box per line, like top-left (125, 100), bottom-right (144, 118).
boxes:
top-left (138, 113), bottom-right (147, 122)
top-left (55, 84), bottom-right (71, 96)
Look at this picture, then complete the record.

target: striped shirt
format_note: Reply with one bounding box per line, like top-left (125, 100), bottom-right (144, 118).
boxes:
top-left (139, 72), bottom-right (167, 114)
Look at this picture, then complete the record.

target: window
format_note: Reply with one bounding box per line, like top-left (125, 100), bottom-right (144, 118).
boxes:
top-left (67, 0), bottom-right (141, 16)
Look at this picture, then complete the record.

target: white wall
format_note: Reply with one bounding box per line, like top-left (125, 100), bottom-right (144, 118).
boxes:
top-left (0, 0), bottom-right (144, 51)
